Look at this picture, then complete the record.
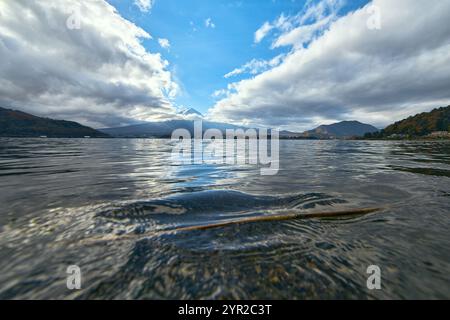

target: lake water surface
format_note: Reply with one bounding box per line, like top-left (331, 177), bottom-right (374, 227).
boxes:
top-left (0, 138), bottom-right (449, 299)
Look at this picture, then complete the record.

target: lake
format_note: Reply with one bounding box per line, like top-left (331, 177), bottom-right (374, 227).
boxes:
top-left (0, 138), bottom-right (449, 299)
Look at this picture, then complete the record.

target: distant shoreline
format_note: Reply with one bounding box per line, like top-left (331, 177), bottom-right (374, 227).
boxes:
top-left (1, 136), bottom-right (449, 141)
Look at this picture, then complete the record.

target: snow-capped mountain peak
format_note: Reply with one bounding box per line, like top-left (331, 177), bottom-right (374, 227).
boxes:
top-left (178, 107), bottom-right (204, 119)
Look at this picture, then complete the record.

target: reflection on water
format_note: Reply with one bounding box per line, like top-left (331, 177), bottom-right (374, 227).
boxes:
top-left (0, 138), bottom-right (449, 299)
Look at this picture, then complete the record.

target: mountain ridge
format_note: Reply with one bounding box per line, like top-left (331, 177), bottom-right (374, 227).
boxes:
top-left (302, 120), bottom-right (379, 139)
top-left (100, 119), bottom-right (379, 139)
top-left (5, 105), bottom-right (447, 140)
top-left (99, 119), bottom-right (246, 138)
top-left (365, 106), bottom-right (450, 139)
top-left (0, 107), bottom-right (109, 138)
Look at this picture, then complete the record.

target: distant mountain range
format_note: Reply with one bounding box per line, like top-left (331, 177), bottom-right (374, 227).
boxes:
top-left (100, 119), bottom-right (245, 138)
top-left (0, 107), bottom-right (109, 138)
top-left (100, 107), bottom-right (246, 138)
top-left (100, 119), bottom-right (378, 139)
top-left (0, 105), bottom-right (381, 139)
top-left (366, 106), bottom-right (450, 138)
top-left (2, 105), bottom-right (448, 140)
top-left (100, 107), bottom-right (379, 139)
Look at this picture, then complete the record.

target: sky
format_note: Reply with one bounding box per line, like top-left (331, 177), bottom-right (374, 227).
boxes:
top-left (107, 0), bottom-right (368, 116)
top-left (1, 0), bottom-right (450, 130)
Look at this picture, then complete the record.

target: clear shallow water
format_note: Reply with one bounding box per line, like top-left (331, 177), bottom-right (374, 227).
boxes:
top-left (0, 138), bottom-right (449, 299)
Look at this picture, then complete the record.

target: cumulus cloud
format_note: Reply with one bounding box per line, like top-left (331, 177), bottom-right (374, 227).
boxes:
top-left (158, 38), bottom-right (170, 50)
top-left (0, 0), bottom-right (178, 128)
top-left (134, 0), bottom-right (154, 13)
top-left (209, 0), bottom-right (450, 131)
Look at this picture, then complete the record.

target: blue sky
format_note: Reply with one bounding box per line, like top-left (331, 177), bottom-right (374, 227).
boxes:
top-left (107, 0), bottom-right (369, 115)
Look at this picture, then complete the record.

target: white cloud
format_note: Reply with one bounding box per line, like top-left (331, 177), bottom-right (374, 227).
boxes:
top-left (254, 22), bottom-right (273, 44)
top-left (224, 54), bottom-right (285, 78)
top-left (158, 38), bottom-right (170, 50)
top-left (0, 0), bottom-right (179, 128)
top-left (134, 0), bottom-right (154, 13)
top-left (300, 0), bottom-right (343, 23)
top-left (269, 0), bottom-right (343, 49)
top-left (212, 89), bottom-right (228, 98)
top-left (205, 18), bottom-right (216, 29)
top-left (272, 13), bottom-right (335, 49)
top-left (209, 0), bottom-right (450, 131)
top-left (254, 0), bottom-right (343, 46)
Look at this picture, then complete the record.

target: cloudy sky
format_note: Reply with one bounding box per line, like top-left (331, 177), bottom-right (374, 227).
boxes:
top-left (0, 0), bottom-right (449, 130)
